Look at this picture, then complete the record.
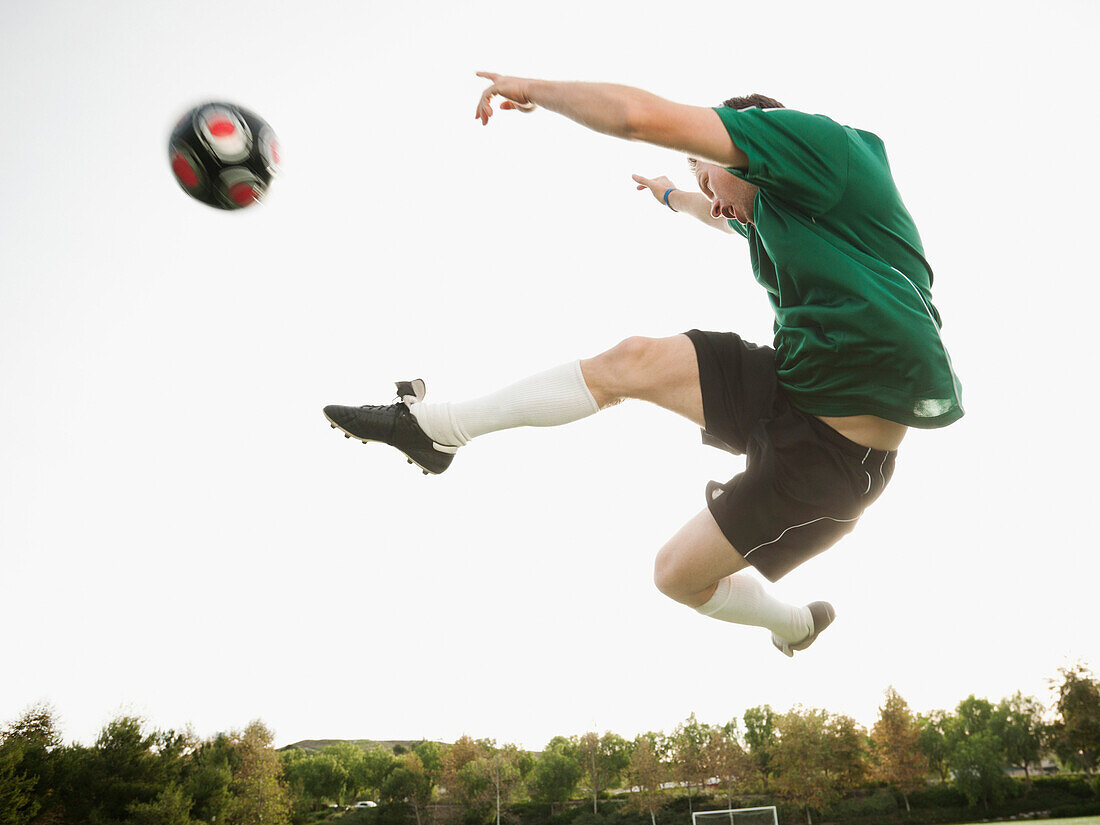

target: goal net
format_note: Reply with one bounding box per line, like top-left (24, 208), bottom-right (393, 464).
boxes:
top-left (692, 806), bottom-right (778, 825)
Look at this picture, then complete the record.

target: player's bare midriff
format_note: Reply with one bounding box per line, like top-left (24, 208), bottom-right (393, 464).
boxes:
top-left (817, 414), bottom-right (907, 452)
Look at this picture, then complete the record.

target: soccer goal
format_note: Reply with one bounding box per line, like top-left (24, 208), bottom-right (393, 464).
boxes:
top-left (692, 806), bottom-right (779, 825)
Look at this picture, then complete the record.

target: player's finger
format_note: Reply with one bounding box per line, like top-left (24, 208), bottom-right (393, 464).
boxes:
top-left (476, 89), bottom-right (495, 124)
top-left (476, 71), bottom-right (500, 82)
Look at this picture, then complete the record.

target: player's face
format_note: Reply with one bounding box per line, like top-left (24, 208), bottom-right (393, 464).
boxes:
top-left (694, 161), bottom-right (759, 225)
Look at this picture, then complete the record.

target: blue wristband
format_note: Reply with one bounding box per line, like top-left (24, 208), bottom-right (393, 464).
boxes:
top-left (663, 188), bottom-right (677, 211)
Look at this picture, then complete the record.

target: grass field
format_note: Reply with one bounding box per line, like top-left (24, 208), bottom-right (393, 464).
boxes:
top-left (956, 818), bottom-right (1099, 825)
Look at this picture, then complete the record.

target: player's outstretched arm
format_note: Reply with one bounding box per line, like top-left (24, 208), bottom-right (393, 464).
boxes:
top-left (632, 173), bottom-right (737, 233)
top-left (475, 72), bottom-right (748, 170)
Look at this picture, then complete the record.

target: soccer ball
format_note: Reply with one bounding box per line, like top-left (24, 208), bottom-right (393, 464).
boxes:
top-left (168, 102), bottom-right (280, 210)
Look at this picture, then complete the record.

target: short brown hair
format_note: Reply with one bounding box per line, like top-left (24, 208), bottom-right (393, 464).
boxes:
top-left (687, 95), bottom-right (786, 171)
top-left (722, 94), bottom-right (784, 110)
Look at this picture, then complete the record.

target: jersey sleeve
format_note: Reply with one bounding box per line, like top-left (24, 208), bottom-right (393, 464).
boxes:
top-left (712, 106), bottom-right (849, 216)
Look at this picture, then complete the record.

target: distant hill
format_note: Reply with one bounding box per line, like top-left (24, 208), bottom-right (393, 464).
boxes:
top-left (279, 739), bottom-right (443, 753)
top-left (279, 739), bottom-right (543, 757)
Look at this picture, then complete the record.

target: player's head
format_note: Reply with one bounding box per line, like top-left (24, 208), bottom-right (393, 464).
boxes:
top-left (722, 93), bottom-right (784, 111)
top-left (687, 94), bottom-right (784, 225)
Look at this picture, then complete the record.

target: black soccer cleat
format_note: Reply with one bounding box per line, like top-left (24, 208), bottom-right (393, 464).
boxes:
top-left (323, 379), bottom-right (457, 475)
top-left (771, 601), bottom-right (836, 658)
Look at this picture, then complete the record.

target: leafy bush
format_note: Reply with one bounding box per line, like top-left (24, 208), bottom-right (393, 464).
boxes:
top-left (906, 784), bottom-right (968, 810)
top-left (1049, 801), bottom-right (1100, 818)
top-left (1029, 774), bottom-right (1098, 799)
top-left (826, 788), bottom-right (900, 819)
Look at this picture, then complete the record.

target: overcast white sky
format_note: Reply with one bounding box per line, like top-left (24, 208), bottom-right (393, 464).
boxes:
top-left (2, 0), bottom-right (1098, 752)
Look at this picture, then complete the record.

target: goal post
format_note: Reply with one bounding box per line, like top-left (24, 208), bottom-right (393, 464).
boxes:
top-left (692, 806), bottom-right (779, 825)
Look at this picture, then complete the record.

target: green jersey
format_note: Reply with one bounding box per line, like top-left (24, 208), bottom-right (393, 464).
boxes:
top-left (713, 105), bottom-right (963, 428)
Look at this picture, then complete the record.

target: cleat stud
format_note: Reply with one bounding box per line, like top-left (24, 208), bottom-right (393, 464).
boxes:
top-left (330, 424), bottom-right (336, 428)
top-left (422, 469), bottom-right (429, 475)
top-left (407, 459), bottom-right (413, 464)
top-left (344, 434), bottom-right (351, 438)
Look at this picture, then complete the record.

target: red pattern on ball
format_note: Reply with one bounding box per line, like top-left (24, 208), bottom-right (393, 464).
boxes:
top-left (171, 152), bottom-right (199, 187)
top-left (228, 182), bottom-right (257, 205)
top-left (209, 118), bottom-right (235, 137)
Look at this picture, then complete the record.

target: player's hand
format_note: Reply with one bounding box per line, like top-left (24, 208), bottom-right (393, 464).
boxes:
top-left (632, 174), bottom-right (678, 205)
top-left (475, 71), bottom-right (537, 125)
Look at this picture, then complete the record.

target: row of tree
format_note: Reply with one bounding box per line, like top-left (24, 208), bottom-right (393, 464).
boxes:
top-left (1, 664), bottom-right (1098, 825)
top-left (0, 710), bottom-right (291, 824)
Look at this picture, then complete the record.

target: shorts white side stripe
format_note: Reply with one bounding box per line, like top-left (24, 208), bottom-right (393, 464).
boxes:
top-left (743, 514), bottom-right (860, 558)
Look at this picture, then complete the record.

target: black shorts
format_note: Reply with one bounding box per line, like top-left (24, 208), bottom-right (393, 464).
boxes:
top-left (685, 329), bottom-right (897, 582)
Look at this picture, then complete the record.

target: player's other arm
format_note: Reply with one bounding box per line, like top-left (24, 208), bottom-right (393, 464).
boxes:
top-left (475, 73), bottom-right (748, 170)
top-left (632, 173), bottom-right (737, 233)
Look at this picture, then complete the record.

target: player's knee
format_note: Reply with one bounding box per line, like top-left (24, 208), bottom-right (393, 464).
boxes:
top-left (652, 545), bottom-right (689, 603)
top-left (591, 336), bottom-right (659, 400)
top-left (612, 336), bottom-right (659, 375)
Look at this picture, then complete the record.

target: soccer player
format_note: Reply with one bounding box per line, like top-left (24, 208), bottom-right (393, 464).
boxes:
top-left (323, 72), bottom-right (963, 656)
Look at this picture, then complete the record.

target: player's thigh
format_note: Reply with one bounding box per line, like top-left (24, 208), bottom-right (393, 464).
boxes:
top-left (653, 507), bottom-right (750, 604)
top-left (580, 334), bottom-right (703, 426)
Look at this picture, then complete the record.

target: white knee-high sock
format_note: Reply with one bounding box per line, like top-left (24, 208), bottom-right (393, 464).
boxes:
top-left (410, 360), bottom-right (600, 447)
top-left (696, 572), bottom-right (812, 643)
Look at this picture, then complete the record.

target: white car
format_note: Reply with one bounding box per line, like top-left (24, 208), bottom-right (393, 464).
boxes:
top-left (354, 801), bottom-right (378, 808)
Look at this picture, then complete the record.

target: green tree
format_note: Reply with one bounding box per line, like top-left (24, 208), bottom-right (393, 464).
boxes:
top-left (442, 735), bottom-right (496, 823)
top-left (771, 707), bottom-right (841, 824)
top-left (78, 715), bottom-right (169, 823)
top-left (0, 738), bottom-right (38, 825)
top-left (824, 712), bottom-right (867, 791)
top-left (706, 720), bottom-right (748, 810)
top-left (575, 731), bottom-right (631, 814)
top-left (128, 783), bottom-right (198, 825)
top-left (623, 734), bottom-right (667, 825)
top-left (291, 752), bottom-right (348, 806)
top-left (383, 750), bottom-right (437, 825)
top-left (0, 703), bottom-right (60, 825)
top-left (992, 692), bottom-right (1046, 791)
top-left (485, 743), bottom-right (529, 825)
top-left (280, 747), bottom-right (317, 813)
top-left (945, 697), bottom-right (1013, 808)
top-left (386, 741), bottom-right (445, 825)
top-left (2, 704), bottom-right (61, 748)
top-left (224, 721), bottom-right (292, 825)
top-left (527, 737), bottom-right (582, 812)
top-left (1051, 662), bottom-right (1100, 772)
top-left (671, 714), bottom-right (714, 812)
top-left (415, 741), bottom-right (446, 820)
top-left (415, 740), bottom-right (446, 781)
top-left (917, 710), bottom-right (952, 783)
top-left (323, 741), bottom-right (367, 802)
top-left (742, 705), bottom-right (778, 792)
top-left (870, 687), bottom-right (928, 811)
top-left (355, 745), bottom-right (398, 802)
top-left (185, 733), bottom-right (237, 822)
top-left (949, 731), bottom-right (1012, 808)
